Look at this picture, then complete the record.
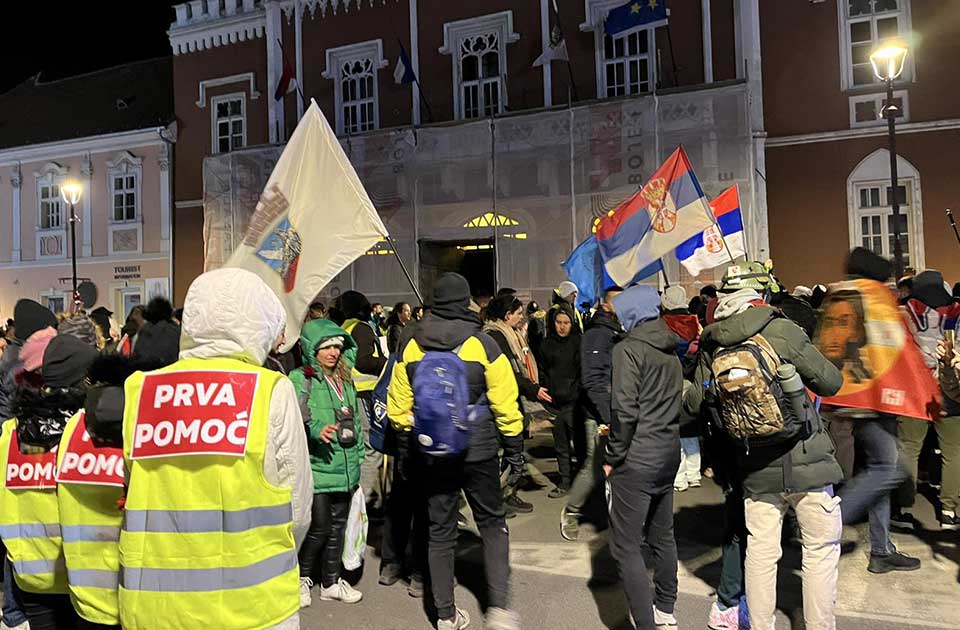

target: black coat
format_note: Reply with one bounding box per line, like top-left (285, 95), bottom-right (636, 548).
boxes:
top-left (580, 310), bottom-right (620, 425)
top-left (606, 318), bottom-right (683, 493)
top-left (132, 320), bottom-right (181, 371)
top-left (539, 331), bottom-right (581, 408)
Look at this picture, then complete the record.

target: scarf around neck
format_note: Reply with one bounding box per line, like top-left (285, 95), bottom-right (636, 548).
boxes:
top-left (483, 319), bottom-right (539, 385)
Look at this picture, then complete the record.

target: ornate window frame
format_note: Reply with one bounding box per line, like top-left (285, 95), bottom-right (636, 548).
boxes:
top-left (33, 161), bottom-right (68, 260)
top-left (106, 151), bottom-right (144, 256)
top-left (580, 0), bottom-right (659, 99)
top-left (322, 40), bottom-right (388, 135)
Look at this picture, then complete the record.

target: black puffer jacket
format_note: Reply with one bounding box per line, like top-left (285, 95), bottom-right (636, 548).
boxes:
top-left (539, 310), bottom-right (582, 409)
top-left (580, 309), bottom-right (620, 425)
top-left (688, 306), bottom-right (844, 497)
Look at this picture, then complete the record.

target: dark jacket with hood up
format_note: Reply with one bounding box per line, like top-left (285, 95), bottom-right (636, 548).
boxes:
top-left (687, 305), bottom-right (844, 497)
top-left (540, 303), bottom-right (582, 409)
top-left (580, 308), bottom-right (621, 425)
top-left (605, 287), bottom-right (683, 493)
top-left (1, 300), bottom-right (58, 421)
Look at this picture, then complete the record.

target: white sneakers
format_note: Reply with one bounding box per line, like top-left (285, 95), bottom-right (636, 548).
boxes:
top-left (299, 577), bottom-right (313, 608)
top-left (0, 623), bottom-right (30, 630)
top-left (653, 606), bottom-right (678, 630)
top-left (437, 608), bottom-right (471, 630)
top-left (319, 578), bottom-right (363, 604)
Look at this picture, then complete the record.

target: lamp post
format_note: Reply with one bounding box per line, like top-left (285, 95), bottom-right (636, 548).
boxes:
top-left (869, 42), bottom-right (909, 280)
top-left (61, 182), bottom-right (83, 309)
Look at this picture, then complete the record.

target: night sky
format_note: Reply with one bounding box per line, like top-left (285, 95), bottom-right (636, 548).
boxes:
top-left (0, 2), bottom-right (180, 94)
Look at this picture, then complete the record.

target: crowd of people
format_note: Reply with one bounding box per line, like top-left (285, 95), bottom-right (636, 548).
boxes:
top-left (0, 245), bottom-right (957, 630)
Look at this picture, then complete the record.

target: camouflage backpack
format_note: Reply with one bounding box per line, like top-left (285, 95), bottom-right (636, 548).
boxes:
top-left (709, 334), bottom-right (807, 450)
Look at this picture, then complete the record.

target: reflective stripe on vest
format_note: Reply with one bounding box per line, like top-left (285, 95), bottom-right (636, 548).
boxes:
top-left (56, 412), bottom-right (124, 625)
top-left (343, 319), bottom-right (382, 392)
top-left (123, 504), bottom-right (292, 533)
top-left (122, 549), bottom-right (297, 592)
top-left (0, 419), bottom-right (68, 595)
top-left (120, 358), bottom-right (298, 630)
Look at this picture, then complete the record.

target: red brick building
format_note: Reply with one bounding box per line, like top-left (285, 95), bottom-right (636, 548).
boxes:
top-left (166, 0), bottom-right (958, 304)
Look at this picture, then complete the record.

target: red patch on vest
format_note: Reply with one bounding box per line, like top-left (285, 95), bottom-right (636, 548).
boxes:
top-left (5, 429), bottom-right (57, 490)
top-left (57, 413), bottom-right (125, 487)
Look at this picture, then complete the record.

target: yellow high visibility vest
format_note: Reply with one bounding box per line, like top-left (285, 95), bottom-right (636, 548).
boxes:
top-left (56, 411), bottom-right (124, 625)
top-left (0, 418), bottom-right (67, 594)
top-left (120, 357), bottom-right (298, 630)
top-left (343, 318), bottom-right (384, 392)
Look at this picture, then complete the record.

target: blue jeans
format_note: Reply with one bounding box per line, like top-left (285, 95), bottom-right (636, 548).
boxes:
top-left (2, 556), bottom-right (28, 627)
top-left (838, 416), bottom-right (906, 555)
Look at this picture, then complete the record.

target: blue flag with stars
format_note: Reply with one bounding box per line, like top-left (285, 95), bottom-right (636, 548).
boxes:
top-left (604, 0), bottom-right (668, 37)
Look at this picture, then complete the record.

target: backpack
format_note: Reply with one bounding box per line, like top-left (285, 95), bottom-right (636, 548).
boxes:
top-left (412, 346), bottom-right (486, 457)
top-left (708, 334), bottom-right (810, 450)
top-left (370, 355), bottom-right (397, 454)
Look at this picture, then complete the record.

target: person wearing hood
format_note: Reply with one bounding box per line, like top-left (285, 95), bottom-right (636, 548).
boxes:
top-left (0, 299), bottom-right (58, 421)
top-left (540, 301), bottom-right (583, 499)
top-left (117, 268), bottom-right (312, 630)
top-left (686, 262), bottom-right (844, 630)
top-left (336, 290), bottom-right (387, 506)
top-left (601, 284), bottom-right (682, 630)
top-left (130, 297), bottom-right (181, 371)
top-left (550, 280), bottom-right (584, 333)
top-left (897, 269), bottom-right (960, 531)
top-left (288, 319), bottom-right (366, 608)
top-left (388, 273), bottom-right (524, 630)
top-left (0, 323), bottom-right (99, 629)
top-left (561, 287), bottom-right (622, 541)
top-left (526, 301), bottom-right (547, 366)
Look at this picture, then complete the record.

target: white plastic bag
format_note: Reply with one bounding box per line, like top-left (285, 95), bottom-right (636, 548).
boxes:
top-left (341, 486), bottom-right (368, 570)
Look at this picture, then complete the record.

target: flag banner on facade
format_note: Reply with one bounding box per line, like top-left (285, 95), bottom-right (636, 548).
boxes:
top-left (604, 0), bottom-right (668, 37)
top-left (595, 146), bottom-right (715, 287)
top-left (676, 185), bottom-right (746, 277)
top-left (562, 235), bottom-right (656, 307)
top-left (534, 0), bottom-right (569, 68)
top-left (394, 43), bottom-right (417, 85)
top-left (274, 40), bottom-right (297, 100)
top-left (815, 279), bottom-right (940, 421)
top-left (226, 99), bottom-right (389, 351)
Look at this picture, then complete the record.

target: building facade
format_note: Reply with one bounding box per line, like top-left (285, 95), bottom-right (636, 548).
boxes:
top-left (761, 0), bottom-right (960, 288)
top-left (169, 0), bottom-right (764, 306)
top-left (0, 59), bottom-right (175, 321)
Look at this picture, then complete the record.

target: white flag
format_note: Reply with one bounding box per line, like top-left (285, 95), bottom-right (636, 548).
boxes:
top-left (226, 99), bottom-right (388, 351)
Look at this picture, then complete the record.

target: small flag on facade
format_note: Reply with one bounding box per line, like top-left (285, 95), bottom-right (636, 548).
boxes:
top-left (534, 0), bottom-right (569, 67)
top-left (604, 0), bottom-right (668, 38)
top-left (274, 41), bottom-right (297, 100)
top-left (394, 43), bottom-right (417, 85)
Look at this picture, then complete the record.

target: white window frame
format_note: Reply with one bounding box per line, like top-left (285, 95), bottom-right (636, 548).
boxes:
top-left (210, 93), bottom-right (247, 154)
top-left (39, 289), bottom-right (68, 315)
top-left (581, 0), bottom-right (659, 100)
top-left (848, 89), bottom-right (909, 128)
top-left (106, 151), bottom-right (144, 256)
top-left (322, 40), bottom-right (388, 135)
top-left (846, 148), bottom-right (924, 270)
top-left (838, 0), bottom-right (914, 92)
top-left (33, 162), bottom-right (68, 260)
top-left (440, 11), bottom-right (520, 121)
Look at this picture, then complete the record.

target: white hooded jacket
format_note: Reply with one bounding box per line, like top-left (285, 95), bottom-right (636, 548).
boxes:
top-left (179, 268), bottom-right (312, 629)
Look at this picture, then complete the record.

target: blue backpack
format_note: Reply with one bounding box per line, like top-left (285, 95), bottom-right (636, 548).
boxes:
top-left (413, 347), bottom-right (485, 457)
top-left (370, 355), bottom-right (397, 454)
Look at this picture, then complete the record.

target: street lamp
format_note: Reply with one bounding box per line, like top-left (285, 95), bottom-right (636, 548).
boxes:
top-left (61, 182), bottom-right (82, 308)
top-left (869, 42), bottom-right (909, 279)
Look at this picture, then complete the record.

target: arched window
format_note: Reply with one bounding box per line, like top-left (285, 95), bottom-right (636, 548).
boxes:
top-left (463, 212), bottom-right (526, 240)
top-left (846, 148), bottom-right (923, 270)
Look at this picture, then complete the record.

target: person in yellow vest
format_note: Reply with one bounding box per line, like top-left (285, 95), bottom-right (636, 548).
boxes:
top-left (0, 329), bottom-right (98, 628)
top-left (335, 290), bottom-right (387, 506)
top-left (119, 268), bottom-right (312, 630)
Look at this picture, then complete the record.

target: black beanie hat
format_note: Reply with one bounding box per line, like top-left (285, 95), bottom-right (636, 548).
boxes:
top-left (846, 247), bottom-right (893, 283)
top-left (42, 334), bottom-right (99, 388)
top-left (431, 273), bottom-right (473, 321)
top-left (13, 299), bottom-right (58, 343)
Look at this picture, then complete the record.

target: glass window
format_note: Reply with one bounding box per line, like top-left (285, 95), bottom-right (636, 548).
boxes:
top-left (213, 96), bottom-right (245, 153)
top-left (602, 30), bottom-right (651, 98)
top-left (844, 0), bottom-right (908, 88)
top-left (39, 184), bottom-right (62, 230)
top-left (111, 173), bottom-right (137, 222)
top-left (340, 58), bottom-right (378, 134)
top-left (458, 32), bottom-right (503, 119)
top-left (854, 181), bottom-right (912, 266)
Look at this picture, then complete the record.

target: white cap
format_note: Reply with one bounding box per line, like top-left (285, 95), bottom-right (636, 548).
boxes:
top-left (558, 281), bottom-right (578, 298)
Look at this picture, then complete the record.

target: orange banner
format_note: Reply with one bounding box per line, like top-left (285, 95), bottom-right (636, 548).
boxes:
top-left (815, 279), bottom-right (939, 421)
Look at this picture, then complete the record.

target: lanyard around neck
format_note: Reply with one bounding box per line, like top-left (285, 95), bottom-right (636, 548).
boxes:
top-left (324, 374), bottom-right (344, 402)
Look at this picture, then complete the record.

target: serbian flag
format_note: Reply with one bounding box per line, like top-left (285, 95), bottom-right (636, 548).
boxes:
top-left (274, 41), bottom-right (297, 100)
top-left (595, 146), bottom-right (715, 287)
top-left (815, 279), bottom-right (940, 421)
top-left (675, 185), bottom-right (746, 277)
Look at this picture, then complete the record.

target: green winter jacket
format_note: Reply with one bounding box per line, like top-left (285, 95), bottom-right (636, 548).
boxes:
top-left (289, 319), bottom-right (365, 494)
top-left (686, 306), bottom-right (844, 497)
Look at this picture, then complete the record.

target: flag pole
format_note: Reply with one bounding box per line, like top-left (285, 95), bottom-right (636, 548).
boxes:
top-left (659, 261), bottom-right (671, 289)
top-left (946, 208), bottom-right (960, 247)
top-left (385, 234), bottom-right (425, 306)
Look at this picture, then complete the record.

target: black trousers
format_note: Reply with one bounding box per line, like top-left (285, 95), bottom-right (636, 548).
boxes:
top-left (552, 403), bottom-right (586, 489)
top-left (381, 444), bottom-right (428, 579)
top-left (299, 490), bottom-right (353, 588)
top-left (423, 456), bottom-right (510, 620)
top-left (17, 590), bottom-right (88, 630)
top-left (608, 469), bottom-right (678, 629)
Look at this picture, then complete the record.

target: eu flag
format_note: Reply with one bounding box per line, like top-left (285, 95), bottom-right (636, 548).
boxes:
top-left (604, 0), bottom-right (668, 37)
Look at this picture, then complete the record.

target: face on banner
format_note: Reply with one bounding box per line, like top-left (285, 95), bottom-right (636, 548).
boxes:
top-left (131, 371), bottom-right (260, 460)
top-left (819, 290), bottom-right (874, 386)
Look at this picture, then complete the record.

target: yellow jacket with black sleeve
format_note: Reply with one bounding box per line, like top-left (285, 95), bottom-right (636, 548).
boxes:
top-left (387, 313), bottom-right (524, 462)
